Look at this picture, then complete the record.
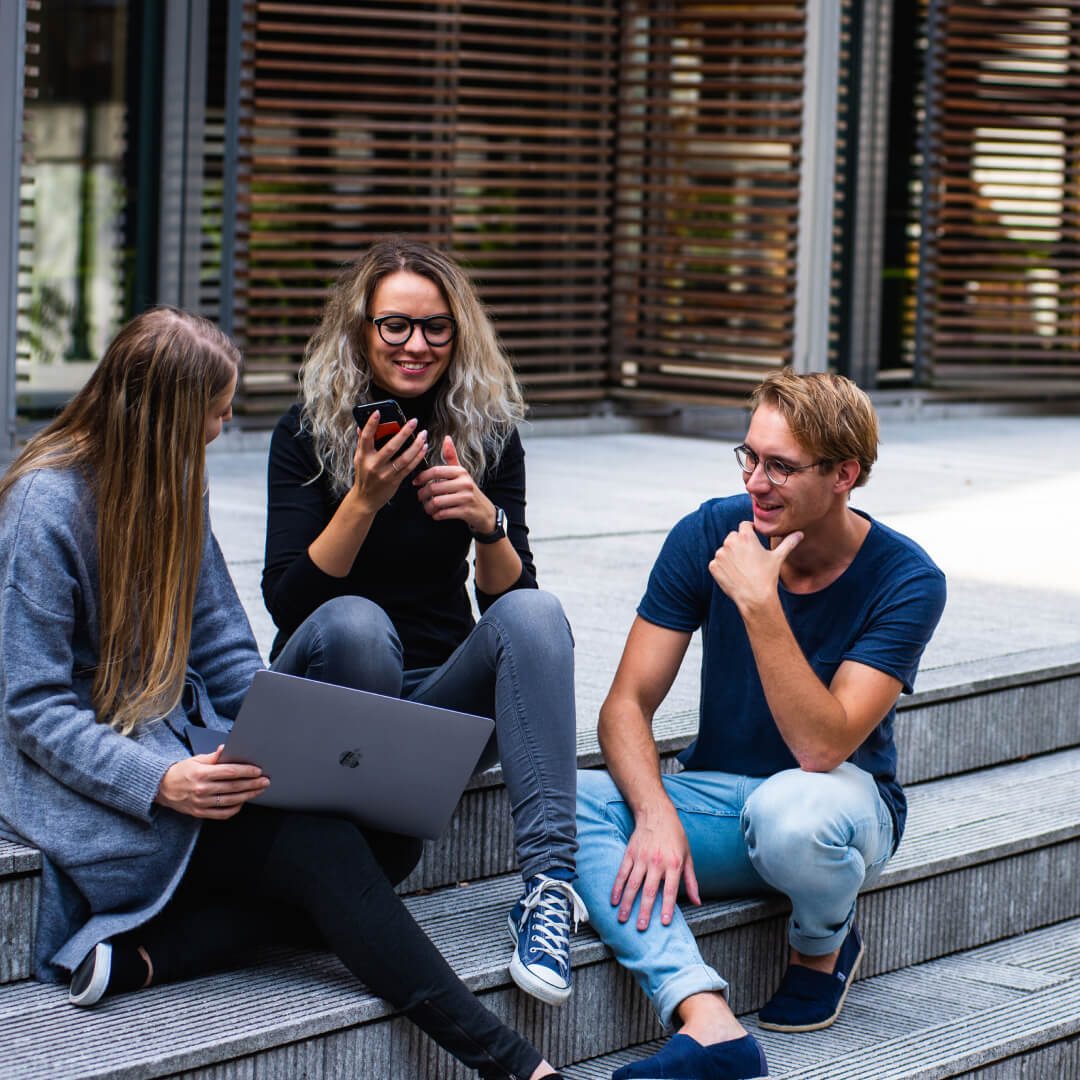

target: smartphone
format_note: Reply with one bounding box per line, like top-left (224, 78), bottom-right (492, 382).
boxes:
top-left (352, 399), bottom-right (410, 450)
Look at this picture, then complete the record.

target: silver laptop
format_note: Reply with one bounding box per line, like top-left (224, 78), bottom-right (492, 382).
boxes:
top-left (186, 669), bottom-right (494, 840)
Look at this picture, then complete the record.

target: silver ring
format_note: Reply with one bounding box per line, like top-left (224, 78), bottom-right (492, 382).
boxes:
top-left (215, 795), bottom-right (222, 808)
top-left (392, 461), bottom-right (401, 473)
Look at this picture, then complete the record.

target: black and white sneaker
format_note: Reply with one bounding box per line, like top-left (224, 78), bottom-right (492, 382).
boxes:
top-left (69, 942), bottom-right (113, 1007)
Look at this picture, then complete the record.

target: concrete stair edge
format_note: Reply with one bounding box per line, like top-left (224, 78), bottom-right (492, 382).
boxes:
top-left (2, 750), bottom-right (1080, 1077)
top-left (2, 722), bottom-right (1079, 995)
top-left (561, 919), bottom-right (1080, 1080)
top-left (1, 650), bottom-right (1076, 904)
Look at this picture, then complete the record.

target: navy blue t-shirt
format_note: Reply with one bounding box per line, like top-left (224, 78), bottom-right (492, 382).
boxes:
top-left (637, 494), bottom-right (946, 844)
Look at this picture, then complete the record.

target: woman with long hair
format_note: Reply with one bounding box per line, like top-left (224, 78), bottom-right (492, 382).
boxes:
top-left (0, 307), bottom-right (565, 1080)
top-left (262, 238), bottom-right (583, 1007)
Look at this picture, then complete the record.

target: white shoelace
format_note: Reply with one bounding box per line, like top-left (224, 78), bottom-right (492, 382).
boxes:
top-left (518, 877), bottom-right (589, 968)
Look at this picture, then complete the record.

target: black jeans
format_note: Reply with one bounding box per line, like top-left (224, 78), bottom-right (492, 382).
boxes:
top-left (121, 807), bottom-right (541, 1080)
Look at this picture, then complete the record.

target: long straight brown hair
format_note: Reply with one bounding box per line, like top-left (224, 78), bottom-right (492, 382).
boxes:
top-left (0, 308), bottom-right (239, 735)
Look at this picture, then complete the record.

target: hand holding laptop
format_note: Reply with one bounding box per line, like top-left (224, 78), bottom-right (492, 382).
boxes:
top-left (186, 670), bottom-right (493, 839)
top-left (156, 744), bottom-right (269, 820)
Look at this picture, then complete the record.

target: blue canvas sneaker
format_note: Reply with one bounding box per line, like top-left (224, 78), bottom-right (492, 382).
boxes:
top-left (757, 923), bottom-right (864, 1033)
top-left (507, 874), bottom-right (587, 1005)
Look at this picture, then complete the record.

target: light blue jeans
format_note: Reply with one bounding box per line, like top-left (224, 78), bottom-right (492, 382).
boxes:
top-left (574, 763), bottom-right (895, 1028)
top-left (272, 590), bottom-right (578, 881)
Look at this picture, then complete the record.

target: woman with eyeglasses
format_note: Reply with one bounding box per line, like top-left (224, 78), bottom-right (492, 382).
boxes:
top-left (0, 306), bottom-right (568, 1080)
top-left (262, 239), bottom-right (583, 1022)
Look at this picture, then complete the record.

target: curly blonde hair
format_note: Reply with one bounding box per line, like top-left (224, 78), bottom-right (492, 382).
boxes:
top-left (299, 237), bottom-right (525, 497)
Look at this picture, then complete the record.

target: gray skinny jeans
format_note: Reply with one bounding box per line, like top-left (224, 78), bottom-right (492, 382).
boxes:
top-left (271, 589), bottom-right (578, 881)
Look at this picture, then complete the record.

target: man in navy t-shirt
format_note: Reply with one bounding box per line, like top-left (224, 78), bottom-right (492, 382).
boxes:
top-left (575, 371), bottom-right (946, 1080)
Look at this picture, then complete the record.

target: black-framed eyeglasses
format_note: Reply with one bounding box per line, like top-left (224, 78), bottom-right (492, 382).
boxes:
top-left (734, 444), bottom-right (827, 486)
top-left (369, 314), bottom-right (457, 347)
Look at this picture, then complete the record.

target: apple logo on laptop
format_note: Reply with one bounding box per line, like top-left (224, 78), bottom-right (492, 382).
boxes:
top-left (339, 748), bottom-right (363, 769)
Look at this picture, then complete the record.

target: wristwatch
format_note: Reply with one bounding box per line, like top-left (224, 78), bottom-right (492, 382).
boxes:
top-left (471, 505), bottom-right (507, 544)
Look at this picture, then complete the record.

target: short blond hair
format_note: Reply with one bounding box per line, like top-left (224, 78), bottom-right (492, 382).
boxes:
top-left (749, 369), bottom-right (878, 487)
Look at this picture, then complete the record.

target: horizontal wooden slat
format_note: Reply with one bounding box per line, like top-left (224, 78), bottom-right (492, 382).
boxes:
top-left (253, 1), bottom-right (617, 30)
top-left (255, 41), bottom-right (617, 71)
top-left (233, 0), bottom-right (808, 417)
top-left (918, 0), bottom-right (1080, 387)
top-left (610, 0), bottom-right (803, 391)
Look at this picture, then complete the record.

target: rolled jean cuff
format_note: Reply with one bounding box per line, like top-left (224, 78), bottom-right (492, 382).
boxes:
top-left (789, 905), bottom-right (855, 958)
top-left (653, 962), bottom-right (728, 1031)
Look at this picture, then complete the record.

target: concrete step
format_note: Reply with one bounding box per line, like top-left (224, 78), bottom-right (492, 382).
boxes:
top-left (894, 644), bottom-right (1080, 785)
top-left (404, 644), bottom-right (1080, 894)
top-left (562, 918), bottom-right (1080, 1079)
top-left (0, 647), bottom-right (1077, 989)
top-left (0, 839), bottom-right (39, 984)
top-left (2, 747), bottom-right (1079, 1078)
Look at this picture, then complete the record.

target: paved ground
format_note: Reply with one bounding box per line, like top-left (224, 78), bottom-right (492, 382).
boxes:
top-left (208, 411), bottom-right (1080, 729)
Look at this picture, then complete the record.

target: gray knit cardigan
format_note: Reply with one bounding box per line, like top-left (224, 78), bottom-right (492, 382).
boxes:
top-left (0, 466), bottom-right (263, 981)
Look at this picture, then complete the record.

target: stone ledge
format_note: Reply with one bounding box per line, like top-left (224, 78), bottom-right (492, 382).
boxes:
top-left (2, 666), bottom-right (1078, 929)
top-left (903, 642), bottom-right (1080, 706)
top-left (565, 918), bottom-right (1080, 1079)
top-left (3, 752), bottom-right (1080, 1076)
top-left (0, 840), bottom-right (41, 874)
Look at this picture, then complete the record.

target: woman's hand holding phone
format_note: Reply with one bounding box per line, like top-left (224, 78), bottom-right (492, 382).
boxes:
top-left (352, 408), bottom-right (428, 512)
top-left (307, 409), bottom-right (426, 578)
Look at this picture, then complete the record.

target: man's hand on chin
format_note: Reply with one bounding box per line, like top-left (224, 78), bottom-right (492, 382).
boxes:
top-left (709, 520), bottom-right (803, 614)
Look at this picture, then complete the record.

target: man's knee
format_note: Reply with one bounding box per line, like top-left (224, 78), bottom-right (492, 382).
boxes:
top-left (742, 769), bottom-right (849, 867)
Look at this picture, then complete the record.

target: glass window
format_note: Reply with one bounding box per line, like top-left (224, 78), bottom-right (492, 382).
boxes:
top-left (18, 0), bottom-right (157, 417)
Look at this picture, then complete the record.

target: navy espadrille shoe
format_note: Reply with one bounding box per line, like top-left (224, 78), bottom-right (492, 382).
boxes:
top-left (757, 923), bottom-right (864, 1033)
top-left (612, 1032), bottom-right (768, 1079)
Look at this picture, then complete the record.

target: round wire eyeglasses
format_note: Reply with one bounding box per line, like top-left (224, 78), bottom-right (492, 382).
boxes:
top-left (733, 444), bottom-right (826, 486)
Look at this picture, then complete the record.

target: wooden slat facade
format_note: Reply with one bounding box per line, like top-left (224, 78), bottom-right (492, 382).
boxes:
top-left (608, 2), bottom-right (806, 402)
top-left (234, 0), bottom-right (808, 417)
top-left (17, 1), bottom-right (1080, 427)
top-left (234, 0), bottom-right (620, 417)
top-left (15, 2), bottom-right (39, 376)
top-left (916, 0), bottom-right (1080, 387)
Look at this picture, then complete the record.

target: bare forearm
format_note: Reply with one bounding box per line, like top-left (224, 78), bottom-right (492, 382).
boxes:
top-left (740, 597), bottom-right (849, 770)
top-left (599, 701), bottom-right (674, 820)
top-left (307, 489), bottom-right (378, 577)
top-left (473, 537), bottom-right (522, 593)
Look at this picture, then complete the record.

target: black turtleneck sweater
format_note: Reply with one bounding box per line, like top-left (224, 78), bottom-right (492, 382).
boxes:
top-left (261, 391), bottom-right (537, 667)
